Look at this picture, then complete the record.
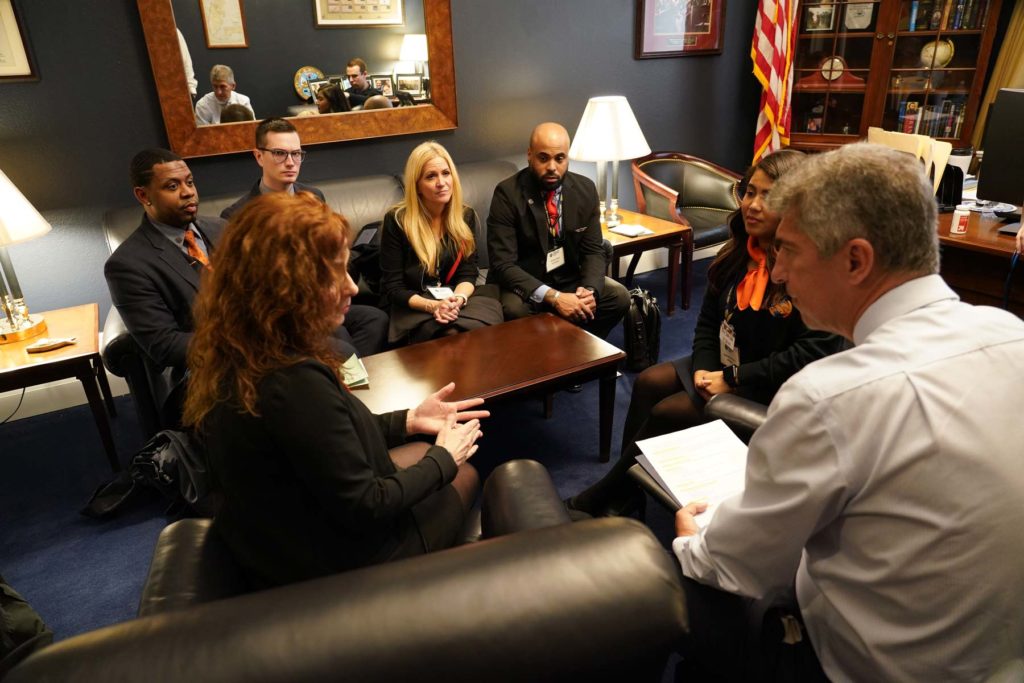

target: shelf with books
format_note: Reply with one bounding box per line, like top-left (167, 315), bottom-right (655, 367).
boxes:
top-left (903, 0), bottom-right (992, 31)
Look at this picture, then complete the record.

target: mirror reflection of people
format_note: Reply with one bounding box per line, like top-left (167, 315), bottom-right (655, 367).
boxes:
top-left (221, 118), bottom-right (388, 358)
top-left (361, 95), bottom-right (393, 110)
top-left (195, 65), bottom-right (253, 126)
top-left (176, 29), bottom-right (197, 103)
top-left (380, 142), bottom-right (503, 345)
top-left (315, 84), bottom-right (351, 114)
top-left (183, 192), bottom-right (484, 588)
top-left (344, 58), bottom-right (382, 107)
top-left (219, 103), bottom-right (255, 123)
top-left (567, 150), bottom-right (847, 517)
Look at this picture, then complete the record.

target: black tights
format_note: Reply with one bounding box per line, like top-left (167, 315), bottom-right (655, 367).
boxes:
top-left (571, 360), bottom-right (708, 514)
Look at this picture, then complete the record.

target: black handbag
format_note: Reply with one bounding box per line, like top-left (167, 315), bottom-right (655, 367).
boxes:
top-left (623, 287), bottom-right (662, 372)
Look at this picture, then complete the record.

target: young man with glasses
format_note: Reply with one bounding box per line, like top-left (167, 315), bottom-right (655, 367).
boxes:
top-left (221, 118), bottom-right (388, 357)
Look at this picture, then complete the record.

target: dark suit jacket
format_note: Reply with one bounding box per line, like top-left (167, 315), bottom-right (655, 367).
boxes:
top-left (486, 168), bottom-right (605, 301)
top-left (206, 359), bottom-right (459, 587)
top-left (104, 214), bottom-right (226, 371)
top-left (219, 180), bottom-right (326, 220)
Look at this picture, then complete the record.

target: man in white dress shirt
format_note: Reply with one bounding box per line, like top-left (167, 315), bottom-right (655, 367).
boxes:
top-left (672, 143), bottom-right (1024, 682)
top-left (194, 64), bottom-right (253, 125)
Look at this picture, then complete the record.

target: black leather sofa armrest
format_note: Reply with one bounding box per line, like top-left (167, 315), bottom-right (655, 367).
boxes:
top-left (8, 518), bottom-right (686, 683)
top-left (481, 459), bottom-right (571, 537)
top-left (628, 463), bottom-right (681, 512)
top-left (705, 393), bottom-right (768, 443)
top-left (100, 307), bottom-right (136, 378)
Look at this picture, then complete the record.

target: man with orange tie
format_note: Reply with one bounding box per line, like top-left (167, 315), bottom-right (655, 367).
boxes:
top-left (487, 122), bottom-right (628, 339)
top-left (105, 148), bottom-right (225, 423)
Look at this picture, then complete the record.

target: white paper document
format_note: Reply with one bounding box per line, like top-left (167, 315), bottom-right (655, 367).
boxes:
top-left (636, 419), bottom-right (747, 527)
top-left (609, 223), bottom-right (654, 237)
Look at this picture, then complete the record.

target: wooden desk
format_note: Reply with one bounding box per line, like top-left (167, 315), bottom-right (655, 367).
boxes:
top-left (938, 211), bottom-right (1023, 315)
top-left (354, 314), bottom-right (625, 462)
top-left (0, 304), bottom-right (119, 470)
top-left (603, 209), bottom-right (690, 315)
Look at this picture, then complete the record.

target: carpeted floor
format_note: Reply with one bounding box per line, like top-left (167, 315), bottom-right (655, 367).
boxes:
top-left (0, 262), bottom-right (707, 647)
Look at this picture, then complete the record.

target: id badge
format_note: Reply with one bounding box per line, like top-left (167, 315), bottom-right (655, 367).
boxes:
top-left (546, 247), bottom-right (565, 273)
top-left (427, 286), bottom-right (455, 300)
top-left (720, 320), bottom-right (740, 366)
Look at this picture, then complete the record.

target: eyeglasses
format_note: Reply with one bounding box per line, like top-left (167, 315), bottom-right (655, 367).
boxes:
top-left (258, 148), bottom-right (307, 163)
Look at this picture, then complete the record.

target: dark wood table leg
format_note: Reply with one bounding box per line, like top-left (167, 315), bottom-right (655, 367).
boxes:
top-left (624, 253), bottom-right (642, 287)
top-left (92, 357), bottom-right (117, 417)
top-left (77, 362), bottom-right (121, 471)
top-left (598, 371), bottom-right (616, 463)
top-left (666, 241), bottom-right (681, 316)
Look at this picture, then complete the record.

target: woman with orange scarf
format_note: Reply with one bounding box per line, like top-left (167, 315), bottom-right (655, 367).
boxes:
top-left (569, 149), bottom-right (847, 517)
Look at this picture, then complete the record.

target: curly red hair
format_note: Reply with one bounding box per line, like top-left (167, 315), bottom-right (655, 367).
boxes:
top-left (183, 192), bottom-right (351, 429)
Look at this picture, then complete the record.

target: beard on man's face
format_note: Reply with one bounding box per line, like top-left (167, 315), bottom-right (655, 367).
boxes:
top-left (534, 168), bottom-right (564, 191)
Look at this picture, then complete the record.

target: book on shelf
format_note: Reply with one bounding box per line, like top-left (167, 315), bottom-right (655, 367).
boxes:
top-left (929, 2), bottom-right (944, 28)
top-left (952, 0), bottom-right (966, 29)
top-left (909, 1), bottom-right (920, 30)
top-left (634, 419), bottom-right (747, 527)
top-left (901, 100), bottom-right (920, 134)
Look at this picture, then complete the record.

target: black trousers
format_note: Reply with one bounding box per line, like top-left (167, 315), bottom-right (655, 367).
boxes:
top-left (334, 304), bottom-right (389, 357)
top-left (498, 276), bottom-right (629, 340)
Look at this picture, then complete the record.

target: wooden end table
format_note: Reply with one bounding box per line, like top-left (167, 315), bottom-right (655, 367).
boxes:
top-left (0, 303), bottom-right (119, 471)
top-left (353, 314), bottom-right (625, 462)
top-left (603, 208), bottom-right (691, 315)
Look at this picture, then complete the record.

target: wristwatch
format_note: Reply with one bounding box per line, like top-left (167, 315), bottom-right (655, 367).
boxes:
top-left (723, 365), bottom-right (740, 388)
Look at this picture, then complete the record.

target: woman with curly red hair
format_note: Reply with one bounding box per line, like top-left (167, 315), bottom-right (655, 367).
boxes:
top-left (183, 192), bottom-right (483, 587)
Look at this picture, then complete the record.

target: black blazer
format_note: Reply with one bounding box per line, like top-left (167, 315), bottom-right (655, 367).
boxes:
top-left (486, 168), bottom-right (605, 300)
top-left (206, 359), bottom-right (458, 587)
top-left (219, 180), bottom-right (326, 220)
top-left (104, 214), bottom-right (226, 371)
top-left (379, 207), bottom-right (481, 308)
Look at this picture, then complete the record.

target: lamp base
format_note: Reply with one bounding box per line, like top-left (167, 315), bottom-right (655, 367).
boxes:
top-left (605, 198), bottom-right (621, 227)
top-left (0, 315), bottom-right (47, 345)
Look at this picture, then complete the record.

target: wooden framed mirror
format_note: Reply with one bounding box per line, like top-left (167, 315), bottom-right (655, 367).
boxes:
top-left (137, 0), bottom-right (457, 158)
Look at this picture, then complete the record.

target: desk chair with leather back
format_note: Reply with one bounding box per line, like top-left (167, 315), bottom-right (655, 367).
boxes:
top-left (631, 152), bottom-right (742, 309)
top-left (6, 460), bottom-right (688, 683)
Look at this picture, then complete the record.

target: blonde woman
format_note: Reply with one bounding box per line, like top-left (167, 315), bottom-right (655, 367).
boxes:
top-left (380, 142), bottom-right (502, 344)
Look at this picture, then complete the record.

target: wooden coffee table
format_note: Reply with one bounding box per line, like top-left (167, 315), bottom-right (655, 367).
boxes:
top-left (603, 208), bottom-right (690, 315)
top-left (353, 314), bottom-right (625, 462)
top-left (0, 304), bottom-right (119, 470)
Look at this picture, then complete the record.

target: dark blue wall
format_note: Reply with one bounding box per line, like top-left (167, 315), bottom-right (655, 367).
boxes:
top-left (0, 0), bottom-right (759, 319)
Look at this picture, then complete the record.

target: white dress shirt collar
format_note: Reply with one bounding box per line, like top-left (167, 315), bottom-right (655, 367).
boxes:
top-left (852, 274), bottom-right (958, 345)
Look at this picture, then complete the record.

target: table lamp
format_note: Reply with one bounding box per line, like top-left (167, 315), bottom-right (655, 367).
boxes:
top-left (0, 168), bottom-right (51, 344)
top-left (569, 96), bottom-right (651, 227)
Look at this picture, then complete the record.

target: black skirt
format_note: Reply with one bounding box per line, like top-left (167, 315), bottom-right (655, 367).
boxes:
top-left (387, 284), bottom-right (504, 344)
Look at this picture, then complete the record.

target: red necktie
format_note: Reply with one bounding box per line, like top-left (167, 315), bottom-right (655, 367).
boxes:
top-left (545, 191), bottom-right (560, 238)
top-left (183, 229), bottom-right (210, 269)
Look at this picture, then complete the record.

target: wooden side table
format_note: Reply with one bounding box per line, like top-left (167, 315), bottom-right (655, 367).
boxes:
top-left (603, 209), bottom-right (691, 315)
top-left (0, 303), bottom-right (119, 471)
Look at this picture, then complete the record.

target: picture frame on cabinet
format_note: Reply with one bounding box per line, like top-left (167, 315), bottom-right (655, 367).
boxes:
top-left (803, 2), bottom-right (836, 32)
top-left (634, 0), bottom-right (726, 59)
top-left (0, 0), bottom-right (38, 81)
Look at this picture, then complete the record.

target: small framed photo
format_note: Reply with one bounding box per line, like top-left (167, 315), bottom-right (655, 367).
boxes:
top-left (0, 0), bottom-right (38, 81)
top-left (634, 0), bottom-right (725, 59)
top-left (308, 79), bottom-right (330, 99)
top-left (370, 74), bottom-right (395, 97)
top-left (198, 0), bottom-right (249, 48)
top-left (395, 73), bottom-right (423, 96)
top-left (803, 3), bottom-right (836, 32)
top-left (314, 0), bottom-right (404, 27)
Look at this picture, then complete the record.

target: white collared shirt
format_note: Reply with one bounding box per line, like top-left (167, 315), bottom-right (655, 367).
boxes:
top-left (194, 90), bottom-right (253, 125)
top-left (674, 274), bottom-right (1024, 681)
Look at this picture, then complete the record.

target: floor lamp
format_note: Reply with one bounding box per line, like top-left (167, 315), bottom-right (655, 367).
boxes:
top-left (569, 96), bottom-right (651, 227)
top-left (0, 169), bottom-right (51, 344)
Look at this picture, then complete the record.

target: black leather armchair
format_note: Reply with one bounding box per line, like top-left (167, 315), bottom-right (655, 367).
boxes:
top-left (631, 152), bottom-right (742, 309)
top-left (7, 460), bottom-right (688, 683)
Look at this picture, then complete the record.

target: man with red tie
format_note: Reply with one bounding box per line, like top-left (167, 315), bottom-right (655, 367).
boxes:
top-left (104, 149), bottom-right (225, 424)
top-left (487, 122), bottom-right (628, 339)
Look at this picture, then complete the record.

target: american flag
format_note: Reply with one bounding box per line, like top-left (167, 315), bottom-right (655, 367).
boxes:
top-left (751, 0), bottom-right (799, 163)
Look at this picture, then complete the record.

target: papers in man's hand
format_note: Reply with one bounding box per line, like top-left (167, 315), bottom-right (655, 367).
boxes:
top-left (635, 419), bottom-right (747, 528)
top-left (609, 223), bottom-right (654, 237)
top-left (340, 354), bottom-right (369, 388)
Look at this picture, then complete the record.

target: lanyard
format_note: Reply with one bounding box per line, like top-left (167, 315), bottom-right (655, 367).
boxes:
top-left (443, 248), bottom-right (463, 285)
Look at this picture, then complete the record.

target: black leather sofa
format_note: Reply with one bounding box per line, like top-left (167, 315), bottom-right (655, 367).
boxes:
top-left (6, 460), bottom-right (688, 682)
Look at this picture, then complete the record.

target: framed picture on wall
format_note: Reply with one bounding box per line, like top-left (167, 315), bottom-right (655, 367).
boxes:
top-left (0, 0), bottom-right (38, 81)
top-left (371, 74), bottom-right (395, 97)
top-left (314, 0), bottom-right (404, 27)
top-left (634, 0), bottom-right (725, 59)
top-left (394, 73), bottom-right (422, 96)
top-left (198, 0), bottom-right (249, 48)
top-left (803, 3), bottom-right (836, 32)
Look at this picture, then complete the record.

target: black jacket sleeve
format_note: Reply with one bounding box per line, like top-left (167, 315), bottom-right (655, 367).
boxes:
top-left (379, 211), bottom-right (422, 308)
top-left (690, 284), bottom-right (726, 373)
top-left (486, 182), bottom-right (546, 299)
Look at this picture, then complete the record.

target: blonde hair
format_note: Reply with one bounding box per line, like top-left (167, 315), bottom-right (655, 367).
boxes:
top-left (395, 141), bottom-right (475, 276)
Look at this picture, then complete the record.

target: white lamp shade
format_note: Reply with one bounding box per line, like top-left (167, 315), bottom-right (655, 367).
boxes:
top-left (569, 96), bottom-right (651, 162)
top-left (400, 33), bottom-right (429, 62)
top-left (0, 169), bottom-right (51, 247)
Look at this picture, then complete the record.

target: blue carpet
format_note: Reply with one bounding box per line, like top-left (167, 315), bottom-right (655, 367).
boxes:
top-left (0, 261), bottom-right (707, 645)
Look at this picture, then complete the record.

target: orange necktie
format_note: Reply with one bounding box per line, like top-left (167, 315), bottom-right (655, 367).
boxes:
top-left (735, 236), bottom-right (768, 311)
top-left (183, 229), bottom-right (210, 269)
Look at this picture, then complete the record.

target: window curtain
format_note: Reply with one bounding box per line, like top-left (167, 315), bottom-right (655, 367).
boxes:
top-left (971, 2), bottom-right (1024, 150)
